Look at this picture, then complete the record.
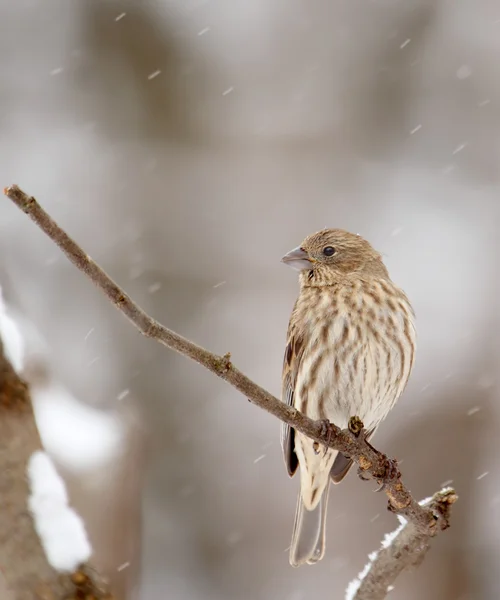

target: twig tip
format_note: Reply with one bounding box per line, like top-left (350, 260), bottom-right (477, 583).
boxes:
top-left (4, 184), bottom-right (20, 197)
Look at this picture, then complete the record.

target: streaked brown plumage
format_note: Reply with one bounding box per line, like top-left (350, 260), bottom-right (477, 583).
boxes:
top-left (281, 229), bottom-right (416, 567)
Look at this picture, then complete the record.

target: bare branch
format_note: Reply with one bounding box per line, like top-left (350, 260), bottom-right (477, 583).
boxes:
top-left (348, 488), bottom-right (457, 600)
top-left (4, 184), bottom-right (457, 598)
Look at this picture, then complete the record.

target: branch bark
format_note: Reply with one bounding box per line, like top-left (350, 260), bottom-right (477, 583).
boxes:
top-left (4, 184), bottom-right (457, 599)
top-left (347, 488), bottom-right (457, 600)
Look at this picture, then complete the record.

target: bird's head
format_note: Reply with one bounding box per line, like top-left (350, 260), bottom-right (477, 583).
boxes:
top-left (281, 229), bottom-right (387, 284)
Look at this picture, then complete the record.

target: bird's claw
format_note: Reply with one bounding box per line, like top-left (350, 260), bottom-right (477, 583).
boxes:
top-left (319, 419), bottom-right (333, 447)
top-left (357, 466), bottom-right (371, 482)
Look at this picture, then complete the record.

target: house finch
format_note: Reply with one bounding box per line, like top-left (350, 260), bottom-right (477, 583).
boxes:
top-left (281, 229), bottom-right (416, 567)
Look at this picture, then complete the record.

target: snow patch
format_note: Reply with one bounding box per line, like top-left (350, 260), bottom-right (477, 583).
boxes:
top-left (0, 287), bottom-right (24, 373)
top-left (28, 451), bottom-right (92, 572)
top-left (345, 518), bottom-right (407, 599)
top-left (33, 383), bottom-right (124, 472)
top-left (381, 520), bottom-right (406, 549)
top-left (345, 551), bottom-right (378, 600)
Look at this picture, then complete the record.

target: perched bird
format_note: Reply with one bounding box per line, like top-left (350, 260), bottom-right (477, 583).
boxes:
top-left (281, 229), bottom-right (416, 567)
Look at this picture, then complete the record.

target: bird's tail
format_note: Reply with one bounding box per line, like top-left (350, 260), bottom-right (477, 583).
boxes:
top-left (289, 484), bottom-right (330, 567)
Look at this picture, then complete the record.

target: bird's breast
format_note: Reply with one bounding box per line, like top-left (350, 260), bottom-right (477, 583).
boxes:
top-left (293, 281), bottom-right (415, 429)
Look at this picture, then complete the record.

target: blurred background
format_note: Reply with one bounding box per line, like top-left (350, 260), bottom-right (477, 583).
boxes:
top-left (0, 0), bottom-right (499, 598)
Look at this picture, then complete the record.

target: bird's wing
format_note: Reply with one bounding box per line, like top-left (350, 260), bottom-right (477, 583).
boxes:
top-left (281, 316), bottom-right (306, 477)
top-left (330, 425), bottom-right (377, 484)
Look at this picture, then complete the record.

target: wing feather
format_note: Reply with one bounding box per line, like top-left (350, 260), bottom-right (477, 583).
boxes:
top-left (281, 314), bottom-right (305, 477)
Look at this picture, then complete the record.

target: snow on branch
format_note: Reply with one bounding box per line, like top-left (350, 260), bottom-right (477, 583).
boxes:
top-left (4, 184), bottom-right (458, 599)
top-left (346, 488), bottom-right (456, 600)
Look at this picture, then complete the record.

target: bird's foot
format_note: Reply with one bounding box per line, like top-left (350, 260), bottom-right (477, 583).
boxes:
top-left (357, 466), bottom-right (371, 482)
top-left (348, 416), bottom-right (364, 437)
top-left (318, 419), bottom-right (334, 447)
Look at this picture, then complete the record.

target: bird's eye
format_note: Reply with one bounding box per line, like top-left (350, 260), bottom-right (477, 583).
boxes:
top-left (323, 246), bottom-right (335, 257)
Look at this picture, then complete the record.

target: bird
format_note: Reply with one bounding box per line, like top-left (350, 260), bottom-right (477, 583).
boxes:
top-left (280, 228), bottom-right (416, 567)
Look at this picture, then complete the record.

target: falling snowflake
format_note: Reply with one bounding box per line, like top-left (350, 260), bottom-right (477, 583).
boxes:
top-left (456, 65), bottom-right (472, 79)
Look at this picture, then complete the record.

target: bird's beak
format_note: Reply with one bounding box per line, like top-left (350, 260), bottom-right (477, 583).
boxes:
top-left (281, 246), bottom-right (313, 271)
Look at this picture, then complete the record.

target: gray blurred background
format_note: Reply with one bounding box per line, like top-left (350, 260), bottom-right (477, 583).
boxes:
top-left (1, 0), bottom-right (499, 598)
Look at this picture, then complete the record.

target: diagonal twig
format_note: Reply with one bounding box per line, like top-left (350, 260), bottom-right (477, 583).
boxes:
top-left (4, 184), bottom-right (457, 599)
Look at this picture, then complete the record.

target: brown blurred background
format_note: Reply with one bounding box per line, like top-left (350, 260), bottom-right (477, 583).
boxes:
top-left (1, 0), bottom-right (499, 598)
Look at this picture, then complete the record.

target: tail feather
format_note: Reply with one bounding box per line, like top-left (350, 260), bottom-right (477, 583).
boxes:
top-left (289, 484), bottom-right (330, 567)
